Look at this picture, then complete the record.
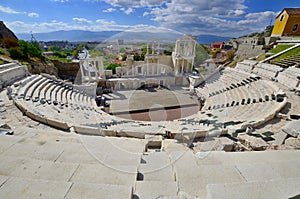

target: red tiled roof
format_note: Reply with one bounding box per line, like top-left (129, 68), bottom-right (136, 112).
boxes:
top-left (212, 42), bottom-right (225, 45)
top-left (276, 8), bottom-right (300, 18)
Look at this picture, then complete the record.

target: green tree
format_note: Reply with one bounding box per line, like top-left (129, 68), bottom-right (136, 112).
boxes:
top-left (18, 40), bottom-right (29, 58)
top-left (18, 40), bottom-right (42, 58)
top-left (194, 44), bottom-right (210, 67)
top-left (72, 49), bottom-right (78, 58)
top-left (121, 53), bottom-right (127, 61)
top-left (28, 41), bottom-right (42, 58)
top-left (8, 47), bottom-right (25, 59)
top-left (133, 52), bottom-right (141, 61)
top-left (119, 48), bottom-right (126, 53)
top-left (48, 46), bottom-right (61, 51)
top-left (105, 63), bottom-right (120, 74)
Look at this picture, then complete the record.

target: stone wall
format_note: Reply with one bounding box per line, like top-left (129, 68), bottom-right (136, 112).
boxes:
top-left (235, 44), bottom-right (265, 60)
top-left (52, 60), bottom-right (80, 80)
top-left (28, 62), bottom-right (58, 76)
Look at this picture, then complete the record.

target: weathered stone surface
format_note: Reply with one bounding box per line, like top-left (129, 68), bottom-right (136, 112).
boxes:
top-left (220, 137), bottom-right (235, 151)
top-left (70, 163), bottom-right (137, 186)
top-left (238, 134), bottom-right (268, 151)
top-left (0, 155), bottom-right (78, 181)
top-left (194, 137), bottom-right (234, 152)
top-left (134, 181), bottom-right (178, 199)
top-left (65, 183), bottom-right (133, 199)
top-left (274, 131), bottom-right (288, 146)
top-left (0, 177), bottom-right (72, 199)
top-left (207, 177), bottom-right (300, 199)
top-left (284, 137), bottom-right (300, 149)
top-left (281, 120), bottom-right (300, 137)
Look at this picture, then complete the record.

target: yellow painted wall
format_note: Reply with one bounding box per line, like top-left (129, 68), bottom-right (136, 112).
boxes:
top-left (272, 10), bottom-right (300, 36)
top-left (272, 11), bottom-right (289, 36)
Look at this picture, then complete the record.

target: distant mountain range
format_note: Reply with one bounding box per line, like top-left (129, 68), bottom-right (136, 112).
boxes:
top-left (16, 30), bottom-right (231, 44)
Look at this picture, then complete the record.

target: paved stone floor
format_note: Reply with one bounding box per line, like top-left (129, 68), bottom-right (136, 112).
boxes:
top-left (106, 87), bottom-right (199, 121)
top-left (1, 89), bottom-right (300, 199)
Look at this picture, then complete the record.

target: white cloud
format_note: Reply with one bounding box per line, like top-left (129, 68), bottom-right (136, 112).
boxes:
top-left (72, 17), bottom-right (92, 24)
top-left (0, 5), bottom-right (21, 14)
top-left (245, 11), bottom-right (276, 20)
top-left (103, 8), bottom-right (116, 13)
top-left (96, 19), bottom-right (116, 25)
top-left (87, 0), bottom-right (165, 8)
top-left (228, 9), bottom-right (246, 17)
top-left (28, 12), bottom-right (39, 18)
top-left (143, 12), bottom-right (149, 17)
top-left (120, 7), bottom-right (133, 15)
top-left (6, 19), bottom-right (159, 34)
top-left (124, 8), bottom-right (133, 15)
top-left (5, 0), bottom-right (279, 38)
top-left (6, 20), bottom-right (70, 33)
top-left (145, 0), bottom-right (278, 37)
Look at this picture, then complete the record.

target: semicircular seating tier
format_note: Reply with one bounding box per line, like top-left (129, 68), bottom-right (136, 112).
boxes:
top-left (11, 68), bottom-right (287, 139)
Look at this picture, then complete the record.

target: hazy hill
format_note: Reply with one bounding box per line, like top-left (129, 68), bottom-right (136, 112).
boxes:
top-left (17, 30), bottom-right (121, 42)
top-left (197, 35), bottom-right (231, 45)
top-left (17, 30), bottom-right (231, 44)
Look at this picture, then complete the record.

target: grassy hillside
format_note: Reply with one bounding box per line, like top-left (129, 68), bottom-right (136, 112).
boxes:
top-left (274, 46), bottom-right (300, 60)
top-left (269, 44), bottom-right (293, 54)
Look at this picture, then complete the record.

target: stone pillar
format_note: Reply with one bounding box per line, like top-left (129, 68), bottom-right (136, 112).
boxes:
top-left (80, 60), bottom-right (85, 83)
top-left (181, 59), bottom-right (184, 74)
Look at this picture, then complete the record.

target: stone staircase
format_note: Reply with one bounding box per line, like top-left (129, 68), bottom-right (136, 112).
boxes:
top-left (133, 152), bottom-right (178, 199)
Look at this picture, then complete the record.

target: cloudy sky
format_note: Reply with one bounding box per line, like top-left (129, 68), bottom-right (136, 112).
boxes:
top-left (0, 0), bottom-right (299, 37)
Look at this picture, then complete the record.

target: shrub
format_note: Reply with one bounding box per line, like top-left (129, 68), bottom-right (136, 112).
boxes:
top-left (105, 63), bottom-right (120, 74)
top-left (8, 47), bottom-right (26, 59)
top-left (17, 40), bottom-right (42, 59)
top-left (0, 49), bottom-right (5, 55)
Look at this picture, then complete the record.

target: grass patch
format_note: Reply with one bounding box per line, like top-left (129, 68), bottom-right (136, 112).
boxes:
top-left (47, 56), bottom-right (72, 63)
top-left (274, 46), bottom-right (300, 60)
top-left (269, 44), bottom-right (293, 54)
top-left (0, 49), bottom-right (6, 55)
top-left (262, 131), bottom-right (274, 137)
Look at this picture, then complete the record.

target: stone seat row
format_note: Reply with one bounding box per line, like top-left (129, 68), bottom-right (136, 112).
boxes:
top-left (270, 53), bottom-right (300, 68)
top-left (209, 98), bottom-right (286, 129)
top-left (0, 63), bottom-right (18, 71)
top-left (203, 79), bottom-right (278, 110)
top-left (13, 75), bottom-right (95, 107)
top-left (236, 60), bottom-right (300, 89)
top-left (197, 68), bottom-right (260, 99)
top-left (11, 69), bottom-right (287, 138)
top-left (235, 61), bottom-right (282, 79)
top-left (276, 66), bottom-right (300, 88)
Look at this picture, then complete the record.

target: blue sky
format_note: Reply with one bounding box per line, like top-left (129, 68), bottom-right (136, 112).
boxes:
top-left (0, 0), bottom-right (299, 37)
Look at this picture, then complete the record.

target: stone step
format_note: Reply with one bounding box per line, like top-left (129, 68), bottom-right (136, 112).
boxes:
top-left (171, 150), bottom-right (300, 198)
top-left (206, 177), bottom-right (300, 199)
top-left (0, 175), bottom-right (72, 199)
top-left (134, 181), bottom-right (178, 199)
top-left (65, 182), bottom-right (133, 199)
top-left (0, 175), bottom-right (133, 199)
top-left (195, 150), bottom-right (300, 166)
top-left (138, 163), bottom-right (175, 182)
